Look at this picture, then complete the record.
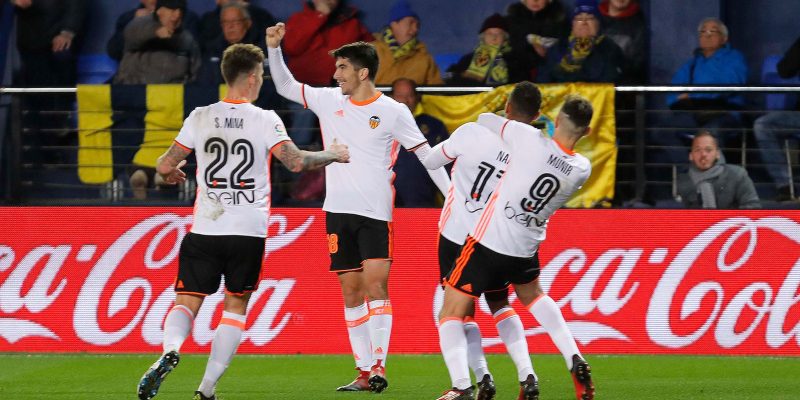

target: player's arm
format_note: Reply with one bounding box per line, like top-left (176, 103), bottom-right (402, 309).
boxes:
top-left (420, 139), bottom-right (455, 170)
top-left (411, 143), bottom-right (451, 196)
top-left (273, 139), bottom-right (349, 173)
top-left (266, 23), bottom-right (306, 105)
top-left (156, 142), bottom-right (191, 185)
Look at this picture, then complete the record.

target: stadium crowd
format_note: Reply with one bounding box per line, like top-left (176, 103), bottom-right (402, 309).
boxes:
top-left (4, 0), bottom-right (799, 207)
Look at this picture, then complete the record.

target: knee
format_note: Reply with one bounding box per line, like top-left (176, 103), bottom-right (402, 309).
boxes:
top-left (365, 280), bottom-right (388, 300)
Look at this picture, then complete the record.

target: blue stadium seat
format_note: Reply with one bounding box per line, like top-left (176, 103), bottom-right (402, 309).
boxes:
top-left (761, 54), bottom-right (800, 110)
top-left (77, 54), bottom-right (118, 84)
top-left (433, 53), bottom-right (463, 78)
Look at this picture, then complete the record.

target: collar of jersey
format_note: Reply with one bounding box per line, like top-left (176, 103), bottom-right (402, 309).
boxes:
top-left (553, 138), bottom-right (576, 156)
top-left (223, 98), bottom-right (249, 104)
top-left (348, 92), bottom-right (382, 106)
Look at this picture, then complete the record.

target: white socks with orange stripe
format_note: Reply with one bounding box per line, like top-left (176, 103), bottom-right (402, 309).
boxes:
top-left (463, 317), bottom-right (491, 380)
top-left (494, 307), bottom-right (536, 381)
top-left (528, 295), bottom-right (581, 370)
top-left (163, 304), bottom-right (194, 354)
top-left (367, 299), bottom-right (392, 367)
top-left (438, 318), bottom-right (472, 390)
top-left (198, 311), bottom-right (246, 398)
top-left (345, 303), bottom-right (372, 371)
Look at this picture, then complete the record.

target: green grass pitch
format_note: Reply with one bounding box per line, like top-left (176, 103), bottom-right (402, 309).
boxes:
top-left (0, 353), bottom-right (795, 399)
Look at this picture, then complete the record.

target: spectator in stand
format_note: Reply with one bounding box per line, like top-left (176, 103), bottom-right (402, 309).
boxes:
top-left (538, 0), bottom-right (624, 83)
top-left (373, 0), bottom-right (443, 86)
top-left (598, 0), bottom-right (647, 84)
top-left (677, 131), bottom-right (761, 209)
top-left (198, 0), bottom-right (274, 53)
top-left (445, 14), bottom-right (528, 86)
top-left (390, 78), bottom-right (449, 207)
top-left (198, 2), bottom-right (265, 86)
top-left (754, 36), bottom-right (800, 201)
top-left (107, 0), bottom-right (199, 62)
top-left (12, 0), bottom-right (87, 163)
top-left (666, 18), bottom-right (747, 151)
top-left (114, 0), bottom-right (201, 84)
top-left (282, 0), bottom-right (373, 146)
top-left (506, 0), bottom-right (570, 82)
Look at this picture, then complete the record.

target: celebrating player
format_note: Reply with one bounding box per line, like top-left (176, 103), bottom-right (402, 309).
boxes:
top-left (428, 90), bottom-right (596, 400)
top-left (136, 43), bottom-right (349, 400)
top-left (265, 22), bottom-right (450, 393)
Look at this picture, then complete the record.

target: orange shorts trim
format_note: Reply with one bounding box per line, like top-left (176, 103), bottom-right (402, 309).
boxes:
top-left (443, 281), bottom-right (479, 299)
top-left (175, 291), bottom-right (209, 297)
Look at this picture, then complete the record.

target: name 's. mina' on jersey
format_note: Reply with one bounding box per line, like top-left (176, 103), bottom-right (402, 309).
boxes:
top-left (174, 100), bottom-right (290, 238)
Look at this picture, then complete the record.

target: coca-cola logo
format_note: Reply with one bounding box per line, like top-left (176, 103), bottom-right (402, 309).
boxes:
top-left (0, 212), bottom-right (313, 347)
top-left (433, 216), bottom-right (800, 350)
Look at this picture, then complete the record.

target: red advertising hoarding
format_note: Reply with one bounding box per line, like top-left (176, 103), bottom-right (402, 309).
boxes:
top-left (0, 207), bottom-right (798, 355)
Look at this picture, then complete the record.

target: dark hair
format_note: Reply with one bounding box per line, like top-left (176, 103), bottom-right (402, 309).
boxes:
top-left (329, 42), bottom-right (379, 81)
top-left (221, 43), bottom-right (264, 85)
top-left (560, 94), bottom-right (593, 129)
top-left (692, 130), bottom-right (719, 148)
top-left (508, 81), bottom-right (542, 121)
top-left (390, 77), bottom-right (417, 95)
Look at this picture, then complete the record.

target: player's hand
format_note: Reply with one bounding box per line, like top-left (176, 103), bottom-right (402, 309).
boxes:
top-left (135, 7), bottom-right (153, 17)
top-left (161, 160), bottom-right (187, 185)
top-left (52, 33), bottom-right (73, 52)
top-left (329, 138), bottom-right (350, 163)
top-left (12, 0), bottom-right (33, 9)
top-left (155, 26), bottom-right (174, 39)
top-left (265, 23), bottom-right (286, 49)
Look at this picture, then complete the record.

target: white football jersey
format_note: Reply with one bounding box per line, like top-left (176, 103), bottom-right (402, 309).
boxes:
top-left (437, 117), bottom-right (511, 245)
top-left (175, 100), bottom-right (290, 238)
top-left (302, 86), bottom-right (428, 221)
top-left (470, 113), bottom-right (592, 258)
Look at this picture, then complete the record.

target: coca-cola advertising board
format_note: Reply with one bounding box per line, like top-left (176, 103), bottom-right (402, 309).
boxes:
top-left (0, 207), bottom-right (798, 356)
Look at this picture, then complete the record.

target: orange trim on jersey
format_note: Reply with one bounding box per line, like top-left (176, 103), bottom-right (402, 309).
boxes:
top-left (439, 316), bottom-right (465, 325)
top-left (301, 84), bottom-right (308, 109)
top-left (346, 314), bottom-right (370, 327)
top-left (389, 140), bottom-right (401, 170)
top-left (349, 91), bottom-right (382, 106)
top-left (438, 185), bottom-right (455, 234)
top-left (219, 317), bottom-right (246, 330)
top-left (222, 98), bottom-right (248, 104)
top-left (171, 305), bottom-right (194, 320)
top-left (441, 145), bottom-right (455, 160)
top-left (500, 120), bottom-right (510, 140)
top-left (175, 291), bottom-right (209, 297)
top-left (173, 140), bottom-right (192, 152)
top-left (443, 280), bottom-right (479, 299)
top-left (554, 138), bottom-right (576, 156)
top-left (369, 305), bottom-right (393, 316)
top-left (493, 309), bottom-right (518, 323)
top-left (472, 178), bottom-right (504, 241)
top-left (447, 236), bottom-right (477, 286)
top-left (407, 141), bottom-right (427, 152)
top-left (269, 139), bottom-right (291, 154)
top-left (528, 294), bottom-right (546, 308)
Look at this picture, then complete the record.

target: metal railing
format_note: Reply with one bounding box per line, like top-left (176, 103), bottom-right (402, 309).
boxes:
top-left (1, 85), bottom-right (799, 207)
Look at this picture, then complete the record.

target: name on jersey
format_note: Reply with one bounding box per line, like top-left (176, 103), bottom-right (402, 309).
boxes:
top-left (207, 189), bottom-right (256, 205)
top-left (496, 150), bottom-right (510, 164)
top-left (547, 154), bottom-right (573, 176)
top-left (214, 117), bottom-right (244, 129)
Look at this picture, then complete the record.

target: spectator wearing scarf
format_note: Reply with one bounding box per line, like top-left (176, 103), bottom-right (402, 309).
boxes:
top-left (538, 0), bottom-right (624, 83)
top-left (676, 131), bottom-right (761, 209)
top-left (445, 14), bottom-right (527, 86)
top-left (373, 0), bottom-right (442, 85)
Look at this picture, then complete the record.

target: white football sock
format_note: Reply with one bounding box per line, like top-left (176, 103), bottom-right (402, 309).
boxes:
top-left (494, 307), bottom-right (535, 381)
top-left (197, 311), bottom-right (245, 397)
top-left (528, 295), bottom-right (581, 370)
top-left (163, 305), bottom-right (193, 354)
top-left (345, 303), bottom-right (372, 371)
top-left (367, 299), bottom-right (393, 368)
top-left (439, 318), bottom-right (472, 390)
top-left (463, 317), bottom-right (491, 380)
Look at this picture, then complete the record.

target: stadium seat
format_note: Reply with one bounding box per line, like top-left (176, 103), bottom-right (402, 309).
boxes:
top-left (433, 53), bottom-right (462, 78)
top-left (761, 54), bottom-right (800, 110)
top-left (77, 54), bottom-right (118, 84)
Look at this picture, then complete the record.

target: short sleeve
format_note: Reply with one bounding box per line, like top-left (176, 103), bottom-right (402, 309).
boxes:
top-left (174, 109), bottom-right (198, 150)
top-left (391, 105), bottom-right (428, 150)
top-left (263, 110), bottom-right (292, 150)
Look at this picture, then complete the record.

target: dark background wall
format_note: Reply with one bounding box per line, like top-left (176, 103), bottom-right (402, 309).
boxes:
top-left (23, 0), bottom-right (800, 85)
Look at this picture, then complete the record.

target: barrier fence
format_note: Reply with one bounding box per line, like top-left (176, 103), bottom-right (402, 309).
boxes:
top-left (1, 85), bottom-right (799, 207)
top-left (0, 207), bottom-right (798, 355)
